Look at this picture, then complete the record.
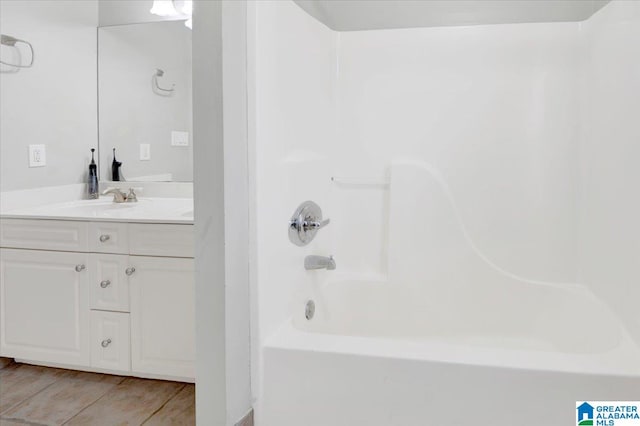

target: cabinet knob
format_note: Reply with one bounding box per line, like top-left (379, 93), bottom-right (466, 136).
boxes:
top-left (100, 280), bottom-right (111, 288)
top-left (101, 338), bottom-right (112, 348)
top-left (125, 267), bottom-right (136, 276)
top-left (99, 234), bottom-right (111, 242)
top-left (75, 264), bottom-right (86, 272)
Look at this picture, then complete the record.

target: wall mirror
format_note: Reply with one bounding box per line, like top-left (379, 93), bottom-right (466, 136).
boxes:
top-left (98, 20), bottom-right (192, 182)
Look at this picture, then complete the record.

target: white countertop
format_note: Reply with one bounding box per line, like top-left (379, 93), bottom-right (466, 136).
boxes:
top-left (1, 197), bottom-right (194, 224)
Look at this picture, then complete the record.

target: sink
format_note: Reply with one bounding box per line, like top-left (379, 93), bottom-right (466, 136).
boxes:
top-left (41, 199), bottom-right (145, 217)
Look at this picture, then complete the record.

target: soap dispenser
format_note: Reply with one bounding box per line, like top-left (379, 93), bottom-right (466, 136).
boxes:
top-left (111, 148), bottom-right (122, 181)
top-left (88, 148), bottom-right (99, 199)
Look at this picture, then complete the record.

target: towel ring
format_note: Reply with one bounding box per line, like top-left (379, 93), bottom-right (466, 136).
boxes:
top-left (153, 68), bottom-right (175, 93)
top-left (0, 34), bottom-right (35, 68)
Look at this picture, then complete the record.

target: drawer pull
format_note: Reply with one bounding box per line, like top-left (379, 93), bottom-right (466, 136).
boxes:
top-left (100, 280), bottom-right (111, 288)
top-left (75, 264), bottom-right (86, 272)
top-left (101, 338), bottom-right (112, 348)
top-left (125, 267), bottom-right (136, 276)
top-left (99, 234), bottom-right (111, 242)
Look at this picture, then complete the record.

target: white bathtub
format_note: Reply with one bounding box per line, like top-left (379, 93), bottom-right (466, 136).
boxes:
top-left (260, 162), bottom-right (640, 425)
top-left (261, 280), bottom-right (640, 425)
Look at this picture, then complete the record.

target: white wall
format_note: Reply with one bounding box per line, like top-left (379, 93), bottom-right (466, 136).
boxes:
top-left (222, 1), bottom-right (252, 424)
top-left (98, 21), bottom-right (193, 182)
top-left (0, 0), bottom-right (98, 192)
top-left (195, 2), bottom-right (253, 424)
top-left (193, 0), bottom-right (226, 424)
top-left (578, 0), bottom-right (640, 342)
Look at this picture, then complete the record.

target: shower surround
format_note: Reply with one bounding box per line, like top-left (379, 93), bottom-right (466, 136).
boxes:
top-left (247, 1), bottom-right (640, 424)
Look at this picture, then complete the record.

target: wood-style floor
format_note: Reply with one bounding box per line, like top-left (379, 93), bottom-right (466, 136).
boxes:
top-left (0, 362), bottom-right (195, 426)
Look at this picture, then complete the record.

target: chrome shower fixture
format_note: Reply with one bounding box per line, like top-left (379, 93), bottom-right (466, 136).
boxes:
top-left (289, 201), bottom-right (330, 246)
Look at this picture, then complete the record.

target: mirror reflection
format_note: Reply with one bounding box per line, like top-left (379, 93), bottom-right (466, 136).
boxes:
top-left (98, 20), bottom-right (192, 182)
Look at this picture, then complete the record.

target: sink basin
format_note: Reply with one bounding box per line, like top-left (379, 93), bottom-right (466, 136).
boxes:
top-left (2, 197), bottom-right (194, 224)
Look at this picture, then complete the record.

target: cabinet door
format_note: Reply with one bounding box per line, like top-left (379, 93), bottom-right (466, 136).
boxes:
top-left (129, 256), bottom-right (195, 379)
top-left (0, 249), bottom-right (90, 366)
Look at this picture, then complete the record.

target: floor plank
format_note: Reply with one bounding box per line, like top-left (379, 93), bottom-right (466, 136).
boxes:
top-left (143, 385), bottom-right (195, 426)
top-left (0, 365), bottom-right (70, 415)
top-left (2, 371), bottom-right (124, 426)
top-left (65, 378), bottom-right (184, 426)
top-left (0, 420), bottom-right (46, 426)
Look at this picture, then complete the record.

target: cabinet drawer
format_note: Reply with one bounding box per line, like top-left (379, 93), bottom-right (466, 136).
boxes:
top-left (90, 311), bottom-right (130, 372)
top-left (0, 219), bottom-right (88, 252)
top-left (89, 254), bottom-right (129, 312)
top-left (129, 224), bottom-right (193, 258)
top-left (89, 222), bottom-right (128, 254)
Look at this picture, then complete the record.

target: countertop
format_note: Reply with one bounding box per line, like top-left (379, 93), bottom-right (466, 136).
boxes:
top-left (1, 197), bottom-right (194, 224)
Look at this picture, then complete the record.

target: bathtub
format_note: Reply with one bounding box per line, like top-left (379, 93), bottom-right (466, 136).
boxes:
top-left (260, 162), bottom-right (640, 425)
top-left (261, 280), bottom-right (640, 426)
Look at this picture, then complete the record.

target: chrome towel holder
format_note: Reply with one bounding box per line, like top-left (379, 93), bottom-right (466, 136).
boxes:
top-left (0, 34), bottom-right (35, 68)
top-left (153, 68), bottom-right (175, 94)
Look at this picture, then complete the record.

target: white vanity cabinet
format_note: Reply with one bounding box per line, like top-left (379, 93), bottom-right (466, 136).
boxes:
top-left (0, 218), bottom-right (195, 382)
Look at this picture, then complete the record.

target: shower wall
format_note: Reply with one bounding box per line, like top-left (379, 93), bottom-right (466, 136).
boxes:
top-left (578, 0), bottom-right (640, 342)
top-left (250, 0), bottom-right (637, 406)
top-left (335, 22), bottom-right (582, 284)
top-left (249, 0), bottom-right (337, 396)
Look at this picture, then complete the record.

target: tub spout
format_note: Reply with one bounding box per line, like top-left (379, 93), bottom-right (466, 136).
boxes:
top-left (304, 255), bottom-right (336, 271)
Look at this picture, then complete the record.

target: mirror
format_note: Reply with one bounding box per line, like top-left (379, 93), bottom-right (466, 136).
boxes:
top-left (98, 21), bottom-right (192, 182)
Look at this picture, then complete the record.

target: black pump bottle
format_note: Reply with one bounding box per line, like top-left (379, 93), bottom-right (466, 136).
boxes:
top-left (111, 148), bottom-right (122, 181)
top-left (88, 148), bottom-right (99, 199)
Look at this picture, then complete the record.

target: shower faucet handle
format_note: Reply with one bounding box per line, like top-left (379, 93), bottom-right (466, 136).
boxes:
top-left (289, 201), bottom-right (330, 246)
top-left (303, 218), bottom-right (330, 230)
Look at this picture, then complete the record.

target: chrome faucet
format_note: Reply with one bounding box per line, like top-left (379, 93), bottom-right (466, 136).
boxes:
top-left (102, 187), bottom-right (127, 203)
top-left (304, 255), bottom-right (336, 271)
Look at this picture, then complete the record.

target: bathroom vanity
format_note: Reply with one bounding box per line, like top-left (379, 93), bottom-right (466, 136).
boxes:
top-left (0, 194), bottom-right (195, 382)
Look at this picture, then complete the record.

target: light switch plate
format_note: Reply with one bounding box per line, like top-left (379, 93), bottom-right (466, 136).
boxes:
top-left (171, 131), bottom-right (189, 146)
top-left (28, 144), bottom-right (46, 167)
top-left (140, 143), bottom-right (151, 161)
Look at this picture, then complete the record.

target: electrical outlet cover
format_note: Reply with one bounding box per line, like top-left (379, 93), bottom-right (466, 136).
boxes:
top-left (140, 143), bottom-right (151, 161)
top-left (28, 144), bottom-right (46, 167)
top-left (171, 131), bottom-right (189, 146)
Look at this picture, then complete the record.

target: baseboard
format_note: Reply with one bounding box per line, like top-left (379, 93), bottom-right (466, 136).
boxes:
top-left (14, 359), bottom-right (194, 383)
top-left (235, 408), bottom-right (254, 426)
